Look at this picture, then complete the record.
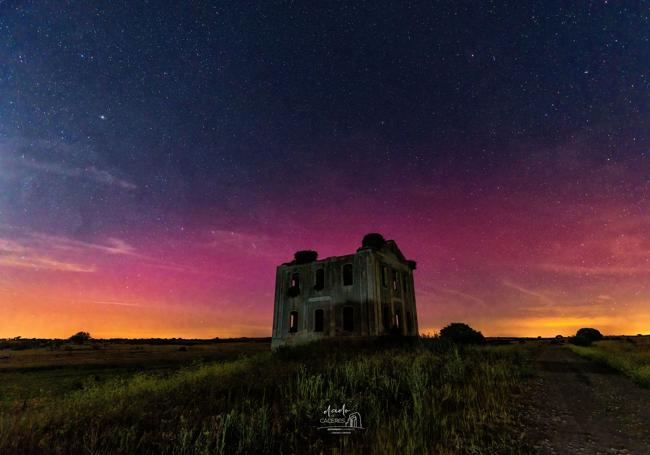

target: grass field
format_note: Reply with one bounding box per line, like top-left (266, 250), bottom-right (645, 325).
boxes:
top-left (0, 341), bottom-right (269, 410)
top-left (567, 336), bottom-right (650, 388)
top-left (0, 337), bottom-right (533, 454)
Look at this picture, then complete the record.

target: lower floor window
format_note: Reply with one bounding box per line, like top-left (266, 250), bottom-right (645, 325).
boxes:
top-left (289, 311), bottom-right (298, 333)
top-left (382, 306), bottom-right (391, 331)
top-left (314, 309), bottom-right (324, 332)
top-left (343, 306), bottom-right (354, 331)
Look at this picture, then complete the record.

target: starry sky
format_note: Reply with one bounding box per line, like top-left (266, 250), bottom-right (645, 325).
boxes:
top-left (1, 2), bottom-right (649, 338)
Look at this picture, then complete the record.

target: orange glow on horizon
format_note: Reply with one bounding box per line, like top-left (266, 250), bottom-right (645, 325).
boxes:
top-left (2, 205), bottom-right (649, 339)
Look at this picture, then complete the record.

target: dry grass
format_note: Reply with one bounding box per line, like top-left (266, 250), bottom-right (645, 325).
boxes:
top-left (0, 338), bottom-right (533, 454)
top-left (0, 342), bottom-right (266, 370)
top-left (568, 336), bottom-right (650, 387)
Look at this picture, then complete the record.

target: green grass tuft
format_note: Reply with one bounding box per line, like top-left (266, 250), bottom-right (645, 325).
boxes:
top-left (568, 338), bottom-right (650, 387)
top-left (1, 339), bottom-right (533, 454)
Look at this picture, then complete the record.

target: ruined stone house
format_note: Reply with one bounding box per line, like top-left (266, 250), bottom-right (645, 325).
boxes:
top-left (271, 233), bottom-right (418, 349)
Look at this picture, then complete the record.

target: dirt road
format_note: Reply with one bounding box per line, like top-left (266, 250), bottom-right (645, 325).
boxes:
top-left (524, 345), bottom-right (650, 454)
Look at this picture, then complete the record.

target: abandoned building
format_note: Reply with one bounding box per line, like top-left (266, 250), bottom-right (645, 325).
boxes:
top-left (271, 233), bottom-right (418, 349)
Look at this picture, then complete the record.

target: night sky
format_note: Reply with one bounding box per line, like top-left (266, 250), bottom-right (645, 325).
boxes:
top-left (1, 2), bottom-right (649, 338)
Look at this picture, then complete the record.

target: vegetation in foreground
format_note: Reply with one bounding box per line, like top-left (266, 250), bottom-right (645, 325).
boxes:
top-left (439, 322), bottom-right (486, 344)
top-left (0, 341), bottom-right (269, 409)
top-left (568, 327), bottom-right (603, 347)
top-left (0, 337), bottom-right (532, 455)
top-left (568, 336), bottom-right (650, 388)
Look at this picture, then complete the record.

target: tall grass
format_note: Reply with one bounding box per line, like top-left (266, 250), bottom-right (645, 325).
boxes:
top-left (1, 338), bottom-right (532, 454)
top-left (568, 337), bottom-right (650, 387)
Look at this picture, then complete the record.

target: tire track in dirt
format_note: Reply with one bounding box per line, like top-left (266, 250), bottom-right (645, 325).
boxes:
top-left (523, 345), bottom-right (650, 455)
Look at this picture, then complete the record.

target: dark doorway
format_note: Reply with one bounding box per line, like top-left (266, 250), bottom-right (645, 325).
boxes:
top-left (382, 306), bottom-right (391, 332)
top-left (343, 306), bottom-right (354, 331)
top-left (314, 309), bottom-right (324, 332)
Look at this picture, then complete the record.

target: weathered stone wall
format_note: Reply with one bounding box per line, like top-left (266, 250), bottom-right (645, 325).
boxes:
top-left (271, 240), bottom-right (418, 349)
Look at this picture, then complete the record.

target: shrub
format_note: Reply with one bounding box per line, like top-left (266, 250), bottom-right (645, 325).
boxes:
top-left (439, 323), bottom-right (485, 344)
top-left (293, 250), bottom-right (318, 264)
top-left (361, 233), bottom-right (386, 249)
top-left (69, 331), bottom-right (91, 344)
top-left (550, 335), bottom-right (564, 345)
top-left (569, 335), bottom-right (592, 346)
top-left (576, 328), bottom-right (603, 343)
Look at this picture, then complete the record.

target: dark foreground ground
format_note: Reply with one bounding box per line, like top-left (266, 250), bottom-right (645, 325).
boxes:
top-left (1, 338), bottom-right (649, 454)
top-left (0, 341), bottom-right (269, 407)
top-left (523, 345), bottom-right (650, 455)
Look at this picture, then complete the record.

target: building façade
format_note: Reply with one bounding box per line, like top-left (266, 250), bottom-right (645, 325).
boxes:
top-left (271, 233), bottom-right (418, 349)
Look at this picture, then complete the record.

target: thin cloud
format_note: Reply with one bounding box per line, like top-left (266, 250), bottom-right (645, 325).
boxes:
top-left (502, 279), bottom-right (556, 305)
top-left (0, 236), bottom-right (96, 272)
top-left (436, 287), bottom-right (486, 306)
top-left (0, 254), bottom-right (95, 273)
top-left (90, 300), bottom-right (141, 307)
top-left (205, 229), bottom-right (278, 260)
top-left (207, 229), bottom-right (270, 249)
top-left (0, 229), bottom-right (210, 276)
top-left (537, 263), bottom-right (650, 276)
top-left (0, 232), bottom-right (139, 273)
top-left (0, 137), bottom-right (137, 191)
top-left (31, 233), bottom-right (140, 257)
top-left (21, 159), bottom-right (137, 190)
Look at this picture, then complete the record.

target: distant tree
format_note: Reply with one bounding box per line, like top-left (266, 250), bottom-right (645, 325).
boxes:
top-left (439, 323), bottom-right (485, 344)
top-left (69, 331), bottom-right (91, 344)
top-left (576, 328), bottom-right (603, 343)
top-left (569, 335), bottom-right (592, 346)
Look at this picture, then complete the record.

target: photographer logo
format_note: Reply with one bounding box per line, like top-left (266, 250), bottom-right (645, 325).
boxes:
top-left (317, 403), bottom-right (365, 435)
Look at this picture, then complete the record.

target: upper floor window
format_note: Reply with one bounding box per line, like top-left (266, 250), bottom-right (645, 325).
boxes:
top-left (288, 272), bottom-right (300, 297)
top-left (402, 272), bottom-right (408, 294)
top-left (314, 268), bottom-right (325, 290)
top-left (381, 265), bottom-right (388, 287)
top-left (392, 270), bottom-right (399, 292)
top-left (343, 264), bottom-right (353, 286)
